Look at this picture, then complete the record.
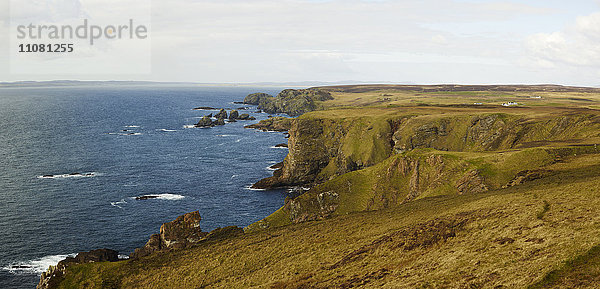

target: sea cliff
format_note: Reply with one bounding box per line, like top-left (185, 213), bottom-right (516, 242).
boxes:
top-left (40, 85), bottom-right (600, 288)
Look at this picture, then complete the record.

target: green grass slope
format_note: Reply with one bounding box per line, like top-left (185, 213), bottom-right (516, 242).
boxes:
top-left (56, 152), bottom-right (600, 288)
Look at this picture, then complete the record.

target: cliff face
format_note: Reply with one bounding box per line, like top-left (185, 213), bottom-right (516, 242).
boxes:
top-left (253, 111), bottom-right (600, 190)
top-left (252, 116), bottom-right (393, 189)
top-left (247, 110), bottom-right (600, 230)
top-left (250, 144), bottom-right (600, 230)
top-left (391, 113), bottom-right (600, 152)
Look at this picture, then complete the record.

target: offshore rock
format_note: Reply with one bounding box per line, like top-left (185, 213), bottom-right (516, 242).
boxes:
top-left (215, 108), bottom-right (227, 119)
top-left (213, 118), bottom-right (226, 126)
top-left (195, 116), bottom-right (213, 128)
top-left (238, 113), bottom-right (255, 120)
top-left (229, 110), bottom-right (239, 120)
top-left (215, 109), bottom-right (228, 120)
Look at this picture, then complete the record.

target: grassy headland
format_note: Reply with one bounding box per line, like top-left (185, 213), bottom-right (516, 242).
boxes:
top-left (47, 85), bottom-right (600, 288)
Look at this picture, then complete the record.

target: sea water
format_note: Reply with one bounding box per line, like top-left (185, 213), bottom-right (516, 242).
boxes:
top-left (0, 85), bottom-right (290, 288)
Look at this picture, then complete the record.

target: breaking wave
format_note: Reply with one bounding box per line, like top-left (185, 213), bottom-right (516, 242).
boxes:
top-left (133, 193), bottom-right (185, 201)
top-left (2, 253), bottom-right (76, 275)
top-left (37, 172), bottom-right (98, 179)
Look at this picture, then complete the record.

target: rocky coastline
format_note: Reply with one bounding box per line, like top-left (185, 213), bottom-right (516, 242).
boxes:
top-left (34, 84), bottom-right (600, 288)
top-left (36, 88), bottom-right (322, 289)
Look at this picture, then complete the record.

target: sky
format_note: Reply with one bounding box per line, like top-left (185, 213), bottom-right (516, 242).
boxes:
top-left (1, 0), bottom-right (600, 86)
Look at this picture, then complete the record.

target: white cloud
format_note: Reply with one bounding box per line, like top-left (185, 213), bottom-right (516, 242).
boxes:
top-left (526, 12), bottom-right (600, 68)
top-left (3, 0), bottom-right (598, 86)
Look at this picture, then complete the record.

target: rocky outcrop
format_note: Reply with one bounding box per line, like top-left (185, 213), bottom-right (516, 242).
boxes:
top-left (238, 113), bottom-right (256, 120)
top-left (245, 117), bottom-right (293, 132)
top-left (195, 116), bottom-right (213, 127)
top-left (244, 88), bottom-right (333, 117)
top-left (215, 109), bottom-right (228, 120)
top-left (456, 170), bottom-right (488, 194)
top-left (252, 117), bottom-right (393, 189)
top-left (284, 191), bottom-right (340, 223)
top-left (213, 118), bottom-right (226, 126)
top-left (503, 169), bottom-right (550, 188)
top-left (244, 92), bottom-right (273, 105)
top-left (130, 211), bottom-right (208, 259)
top-left (37, 249), bottom-right (119, 289)
top-left (195, 109), bottom-right (255, 127)
top-left (229, 110), bottom-right (239, 120)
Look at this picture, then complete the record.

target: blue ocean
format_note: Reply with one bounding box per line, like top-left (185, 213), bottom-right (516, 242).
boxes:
top-left (0, 85), bottom-right (290, 288)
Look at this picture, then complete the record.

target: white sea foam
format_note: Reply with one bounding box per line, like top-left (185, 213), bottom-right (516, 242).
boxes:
top-left (2, 253), bottom-right (76, 275)
top-left (125, 125), bottom-right (140, 128)
top-left (37, 172), bottom-right (98, 179)
top-left (244, 185), bottom-right (265, 191)
top-left (270, 146), bottom-right (288, 149)
top-left (133, 193), bottom-right (185, 201)
top-left (183, 124), bottom-right (195, 129)
top-left (157, 129), bottom-right (177, 132)
top-left (217, 134), bottom-right (235, 137)
top-left (110, 199), bottom-right (128, 209)
top-left (110, 132), bottom-right (142, 136)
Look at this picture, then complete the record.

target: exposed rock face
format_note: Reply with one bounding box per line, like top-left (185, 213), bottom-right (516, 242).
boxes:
top-left (37, 249), bottom-right (119, 289)
top-left (130, 211), bottom-right (208, 259)
top-left (195, 116), bottom-right (213, 127)
top-left (252, 112), bottom-right (600, 192)
top-left (503, 169), bottom-right (550, 188)
top-left (284, 191), bottom-right (340, 223)
top-left (269, 161), bottom-right (284, 170)
top-left (245, 117), bottom-right (293, 132)
top-left (238, 113), bottom-right (255, 120)
top-left (456, 170), bottom-right (488, 194)
top-left (249, 110), bottom-right (600, 229)
top-left (244, 92), bottom-right (273, 105)
top-left (391, 113), bottom-right (600, 152)
top-left (252, 117), bottom-right (393, 189)
top-left (215, 109), bottom-right (228, 120)
top-left (213, 118), bottom-right (226, 126)
top-left (229, 110), bottom-right (239, 120)
top-left (244, 89), bottom-right (333, 117)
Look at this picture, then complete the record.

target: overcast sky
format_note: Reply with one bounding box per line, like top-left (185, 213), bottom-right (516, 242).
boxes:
top-left (1, 0), bottom-right (600, 86)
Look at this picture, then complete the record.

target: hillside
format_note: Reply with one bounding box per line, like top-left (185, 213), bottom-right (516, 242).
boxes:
top-left (43, 85), bottom-right (600, 288)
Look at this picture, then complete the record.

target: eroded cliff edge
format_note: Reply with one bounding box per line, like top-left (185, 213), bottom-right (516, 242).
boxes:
top-left (40, 85), bottom-right (600, 288)
top-left (247, 106), bottom-right (600, 230)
